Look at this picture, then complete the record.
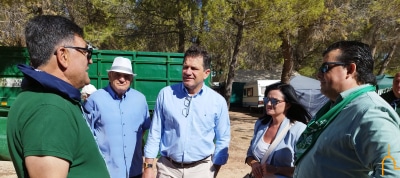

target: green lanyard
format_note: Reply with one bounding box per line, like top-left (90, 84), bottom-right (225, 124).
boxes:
top-left (295, 85), bottom-right (376, 164)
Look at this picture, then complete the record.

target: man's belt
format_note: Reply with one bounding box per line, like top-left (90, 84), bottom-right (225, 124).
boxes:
top-left (165, 155), bottom-right (211, 168)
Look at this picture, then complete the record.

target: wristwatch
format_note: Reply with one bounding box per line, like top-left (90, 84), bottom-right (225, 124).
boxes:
top-left (143, 162), bottom-right (153, 169)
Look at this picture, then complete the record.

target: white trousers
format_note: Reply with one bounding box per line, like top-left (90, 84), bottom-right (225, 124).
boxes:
top-left (156, 156), bottom-right (215, 178)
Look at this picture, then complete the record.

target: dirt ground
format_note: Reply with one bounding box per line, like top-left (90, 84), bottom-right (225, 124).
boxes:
top-left (0, 107), bottom-right (262, 178)
top-left (0, 161), bottom-right (16, 178)
top-left (217, 107), bottom-right (262, 178)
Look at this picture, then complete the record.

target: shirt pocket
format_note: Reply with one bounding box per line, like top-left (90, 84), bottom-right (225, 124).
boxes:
top-left (194, 111), bottom-right (216, 134)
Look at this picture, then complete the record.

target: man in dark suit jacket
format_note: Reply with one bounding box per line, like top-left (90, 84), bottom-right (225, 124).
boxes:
top-left (381, 72), bottom-right (400, 116)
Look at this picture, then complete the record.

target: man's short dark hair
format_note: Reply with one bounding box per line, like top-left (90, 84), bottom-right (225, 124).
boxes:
top-left (183, 45), bottom-right (211, 70)
top-left (25, 15), bottom-right (84, 68)
top-left (323, 41), bottom-right (376, 85)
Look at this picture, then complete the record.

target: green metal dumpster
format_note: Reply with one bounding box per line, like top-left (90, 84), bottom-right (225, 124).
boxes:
top-left (0, 47), bottom-right (27, 108)
top-left (0, 47), bottom-right (26, 160)
top-left (0, 46), bottom-right (211, 110)
top-left (0, 116), bottom-right (10, 160)
top-left (0, 46), bottom-right (211, 160)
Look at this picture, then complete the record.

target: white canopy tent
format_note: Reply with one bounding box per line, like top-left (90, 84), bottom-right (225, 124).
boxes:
top-left (290, 75), bottom-right (329, 117)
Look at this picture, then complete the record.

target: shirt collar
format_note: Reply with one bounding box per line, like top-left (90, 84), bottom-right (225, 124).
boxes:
top-left (333, 84), bottom-right (373, 105)
top-left (104, 84), bottom-right (130, 99)
top-left (180, 82), bottom-right (205, 97)
top-left (18, 64), bottom-right (81, 102)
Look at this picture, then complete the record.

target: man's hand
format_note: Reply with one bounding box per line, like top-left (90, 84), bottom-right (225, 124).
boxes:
top-left (213, 164), bottom-right (221, 178)
top-left (142, 166), bottom-right (155, 178)
top-left (142, 158), bottom-right (155, 178)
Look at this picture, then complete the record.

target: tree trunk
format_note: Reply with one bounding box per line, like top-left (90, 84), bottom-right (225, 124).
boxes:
top-left (369, 26), bottom-right (378, 58)
top-left (377, 43), bottom-right (397, 75)
top-left (224, 23), bottom-right (244, 108)
top-left (280, 32), bottom-right (293, 84)
top-left (177, 0), bottom-right (185, 52)
top-left (370, 41), bottom-right (377, 59)
top-left (177, 16), bottom-right (185, 52)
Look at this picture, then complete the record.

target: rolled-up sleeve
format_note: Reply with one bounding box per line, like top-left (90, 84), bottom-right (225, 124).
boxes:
top-left (354, 106), bottom-right (400, 177)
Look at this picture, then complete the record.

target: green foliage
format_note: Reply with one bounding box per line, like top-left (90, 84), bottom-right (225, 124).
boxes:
top-left (0, 0), bottom-right (399, 77)
top-left (298, 66), bottom-right (317, 78)
top-left (127, 0), bottom-right (205, 52)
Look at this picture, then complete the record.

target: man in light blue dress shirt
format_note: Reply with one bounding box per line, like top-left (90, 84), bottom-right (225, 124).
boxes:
top-left (143, 45), bottom-right (231, 178)
top-left (84, 57), bottom-right (151, 178)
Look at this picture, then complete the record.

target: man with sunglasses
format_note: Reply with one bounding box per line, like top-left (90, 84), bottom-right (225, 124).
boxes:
top-left (143, 45), bottom-right (230, 178)
top-left (381, 72), bottom-right (400, 117)
top-left (294, 41), bottom-right (400, 177)
top-left (7, 15), bottom-right (109, 177)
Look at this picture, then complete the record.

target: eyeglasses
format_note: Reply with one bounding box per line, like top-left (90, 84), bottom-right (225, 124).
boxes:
top-left (318, 62), bottom-right (347, 73)
top-left (64, 46), bottom-right (93, 61)
top-left (263, 97), bottom-right (285, 106)
top-left (182, 96), bottom-right (192, 117)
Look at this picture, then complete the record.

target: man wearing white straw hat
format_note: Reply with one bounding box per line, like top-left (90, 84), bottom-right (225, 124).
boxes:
top-left (84, 56), bottom-right (151, 178)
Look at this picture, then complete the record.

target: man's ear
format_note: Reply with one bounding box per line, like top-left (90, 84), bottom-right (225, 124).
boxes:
top-left (55, 47), bottom-right (69, 69)
top-left (347, 63), bottom-right (357, 75)
top-left (203, 68), bottom-right (211, 80)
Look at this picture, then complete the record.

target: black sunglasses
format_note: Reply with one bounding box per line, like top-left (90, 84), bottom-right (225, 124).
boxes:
top-left (64, 46), bottom-right (93, 61)
top-left (263, 97), bottom-right (285, 106)
top-left (319, 62), bottom-right (347, 73)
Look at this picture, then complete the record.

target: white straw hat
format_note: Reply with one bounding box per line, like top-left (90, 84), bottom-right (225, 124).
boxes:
top-left (81, 84), bottom-right (97, 95)
top-left (107, 57), bottom-right (136, 76)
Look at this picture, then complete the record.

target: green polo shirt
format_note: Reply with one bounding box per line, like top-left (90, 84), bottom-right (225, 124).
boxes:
top-left (7, 91), bottom-right (110, 178)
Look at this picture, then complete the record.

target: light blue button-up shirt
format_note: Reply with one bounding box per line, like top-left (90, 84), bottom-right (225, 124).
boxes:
top-left (84, 84), bottom-right (151, 178)
top-left (144, 83), bottom-right (230, 165)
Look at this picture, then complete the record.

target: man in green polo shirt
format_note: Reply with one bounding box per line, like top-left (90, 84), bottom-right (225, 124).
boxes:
top-left (7, 15), bottom-right (109, 178)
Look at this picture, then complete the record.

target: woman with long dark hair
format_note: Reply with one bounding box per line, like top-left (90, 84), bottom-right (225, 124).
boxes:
top-left (245, 82), bottom-right (311, 178)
